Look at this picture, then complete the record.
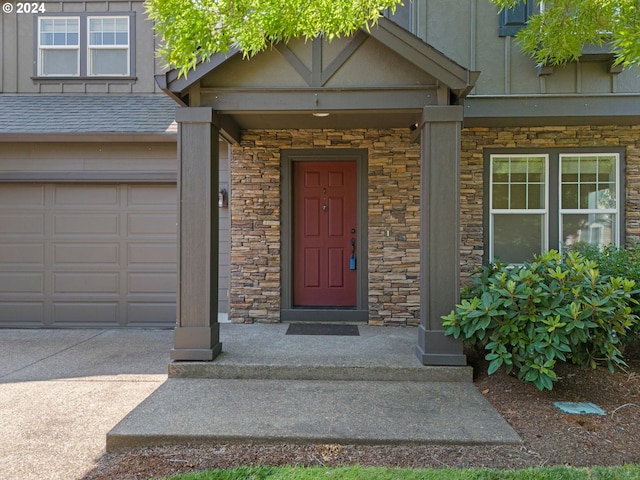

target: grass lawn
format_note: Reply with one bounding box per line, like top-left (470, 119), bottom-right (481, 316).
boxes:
top-left (161, 465), bottom-right (640, 479)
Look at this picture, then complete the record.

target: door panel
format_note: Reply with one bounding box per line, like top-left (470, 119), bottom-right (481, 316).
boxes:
top-left (0, 183), bottom-right (177, 327)
top-left (293, 161), bottom-right (357, 307)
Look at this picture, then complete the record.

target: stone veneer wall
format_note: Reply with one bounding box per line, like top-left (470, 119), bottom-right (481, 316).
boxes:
top-left (229, 129), bottom-right (421, 325)
top-left (230, 124), bottom-right (640, 325)
top-left (460, 124), bottom-right (640, 282)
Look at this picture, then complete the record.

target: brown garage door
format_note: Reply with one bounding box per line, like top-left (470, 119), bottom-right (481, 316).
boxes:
top-left (0, 183), bottom-right (177, 327)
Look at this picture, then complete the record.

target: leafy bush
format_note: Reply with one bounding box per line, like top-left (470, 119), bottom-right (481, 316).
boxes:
top-left (571, 243), bottom-right (640, 320)
top-left (442, 250), bottom-right (638, 390)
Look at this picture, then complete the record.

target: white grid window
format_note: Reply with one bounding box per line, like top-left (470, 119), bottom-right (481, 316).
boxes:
top-left (38, 17), bottom-right (80, 76)
top-left (489, 152), bottom-right (621, 264)
top-left (560, 154), bottom-right (619, 250)
top-left (88, 17), bottom-right (130, 76)
top-left (490, 155), bottom-right (548, 263)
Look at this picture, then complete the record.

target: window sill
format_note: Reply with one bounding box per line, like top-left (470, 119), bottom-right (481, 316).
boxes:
top-left (536, 42), bottom-right (622, 76)
top-left (32, 76), bottom-right (137, 83)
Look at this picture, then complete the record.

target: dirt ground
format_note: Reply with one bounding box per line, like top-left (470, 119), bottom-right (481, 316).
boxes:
top-left (81, 348), bottom-right (640, 479)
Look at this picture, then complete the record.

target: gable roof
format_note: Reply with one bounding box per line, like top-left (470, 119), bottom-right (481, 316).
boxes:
top-left (159, 17), bottom-right (479, 101)
top-left (0, 94), bottom-right (177, 141)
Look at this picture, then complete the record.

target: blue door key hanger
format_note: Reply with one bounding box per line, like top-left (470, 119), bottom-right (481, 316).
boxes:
top-left (350, 237), bottom-right (357, 270)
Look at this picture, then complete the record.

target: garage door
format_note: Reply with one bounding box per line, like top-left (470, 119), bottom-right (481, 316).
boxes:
top-left (0, 183), bottom-right (177, 327)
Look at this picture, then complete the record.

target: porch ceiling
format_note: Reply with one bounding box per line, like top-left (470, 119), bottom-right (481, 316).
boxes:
top-left (226, 110), bottom-right (422, 130)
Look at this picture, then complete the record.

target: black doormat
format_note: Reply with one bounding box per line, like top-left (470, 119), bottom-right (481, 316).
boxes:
top-left (285, 323), bottom-right (360, 336)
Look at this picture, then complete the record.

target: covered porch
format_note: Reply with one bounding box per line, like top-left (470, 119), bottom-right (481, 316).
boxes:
top-left (156, 18), bottom-right (479, 366)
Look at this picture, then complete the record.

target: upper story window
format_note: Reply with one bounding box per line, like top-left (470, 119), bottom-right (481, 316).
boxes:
top-left (38, 18), bottom-right (80, 76)
top-left (88, 17), bottom-right (130, 76)
top-left (37, 14), bottom-right (133, 78)
top-left (488, 150), bottom-right (623, 264)
top-left (498, 1), bottom-right (537, 37)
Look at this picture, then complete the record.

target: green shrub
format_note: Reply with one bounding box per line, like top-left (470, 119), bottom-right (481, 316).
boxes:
top-left (442, 250), bottom-right (638, 390)
top-left (571, 243), bottom-right (640, 323)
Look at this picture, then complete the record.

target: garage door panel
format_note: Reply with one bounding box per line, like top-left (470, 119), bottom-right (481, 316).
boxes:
top-left (128, 185), bottom-right (177, 206)
top-left (0, 244), bottom-right (44, 264)
top-left (0, 273), bottom-right (44, 293)
top-left (0, 303), bottom-right (44, 324)
top-left (128, 243), bottom-right (176, 264)
top-left (128, 272), bottom-right (176, 294)
top-left (0, 271), bottom-right (44, 297)
top-left (128, 213), bottom-right (177, 235)
top-left (0, 184), bottom-right (44, 206)
top-left (54, 185), bottom-right (119, 206)
top-left (54, 244), bottom-right (119, 264)
top-left (52, 303), bottom-right (119, 325)
top-left (127, 303), bottom-right (176, 325)
top-left (0, 214), bottom-right (44, 235)
top-left (54, 214), bottom-right (119, 235)
top-left (53, 272), bottom-right (119, 294)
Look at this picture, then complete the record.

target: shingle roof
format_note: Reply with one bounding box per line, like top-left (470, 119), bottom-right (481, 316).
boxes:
top-left (0, 94), bottom-right (177, 135)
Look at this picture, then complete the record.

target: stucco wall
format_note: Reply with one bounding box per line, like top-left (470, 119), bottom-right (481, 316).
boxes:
top-left (460, 124), bottom-right (640, 281)
top-left (230, 128), bottom-right (421, 326)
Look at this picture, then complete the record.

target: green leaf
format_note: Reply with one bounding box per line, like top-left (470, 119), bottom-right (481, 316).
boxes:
top-left (525, 368), bottom-right (539, 382)
top-left (487, 357), bottom-right (503, 375)
top-left (537, 373), bottom-right (554, 391)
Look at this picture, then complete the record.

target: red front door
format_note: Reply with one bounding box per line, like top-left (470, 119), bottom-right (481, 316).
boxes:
top-left (293, 161), bottom-right (357, 307)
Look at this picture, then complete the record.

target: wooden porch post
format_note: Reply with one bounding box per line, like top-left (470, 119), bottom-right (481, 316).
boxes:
top-left (415, 106), bottom-right (467, 366)
top-left (171, 107), bottom-right (222, 361)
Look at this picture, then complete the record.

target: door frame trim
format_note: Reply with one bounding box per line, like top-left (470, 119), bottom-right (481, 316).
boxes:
top-left (281, 148), bottom-right (369, 322)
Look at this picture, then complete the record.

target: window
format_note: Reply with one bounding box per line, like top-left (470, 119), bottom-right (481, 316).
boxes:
top-left (490, 155), bottom-right (548, 263)
top-left (88, 17), bottom-right (130, 76)
top-left (37, 15), bottom-right (132, 78)
top-left (498, 1), bottom-right (537, 37)
top-left (488, 151), bottom-right (622, 263)
top-left (38, 18), bottom-right (80, 76)
top-left (560, 154), bottom-right (618, 249)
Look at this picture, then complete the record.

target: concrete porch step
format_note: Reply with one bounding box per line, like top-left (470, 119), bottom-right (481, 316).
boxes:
top-left (169, 362), bottom-right (472, 382)
top-left (167, 323), bottom-right (472, 383)
top-left (107, 377), bottom-right (521, 452)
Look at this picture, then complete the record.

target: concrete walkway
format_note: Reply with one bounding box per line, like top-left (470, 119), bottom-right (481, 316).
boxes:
top-left (108, 324), bottom-right (520, 450)
top-left (0, 324), bottom-right (520, 480)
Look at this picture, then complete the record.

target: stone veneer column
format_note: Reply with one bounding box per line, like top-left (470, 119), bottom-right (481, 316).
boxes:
top-left (416, 106), bottom-right (467, 366)
top-left (171, 107), bottom-right (222, 361)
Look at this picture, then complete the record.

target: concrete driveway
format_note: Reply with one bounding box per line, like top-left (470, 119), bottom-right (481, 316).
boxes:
top-left (0, 329), bottom-right (172, 480)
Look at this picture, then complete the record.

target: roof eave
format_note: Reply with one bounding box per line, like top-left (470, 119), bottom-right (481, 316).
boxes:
top-left (162, 46), bottom-right (243, 96)
top-left (0, 132), bottom-right (178, 143)
top-left (370, 18), bottom-right (478, 98)
top-left (159, 19), bottom-right (478, 100)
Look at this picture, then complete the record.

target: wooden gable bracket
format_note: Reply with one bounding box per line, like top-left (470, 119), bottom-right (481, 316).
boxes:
top-left (275, 32), bottom-right (369, 88)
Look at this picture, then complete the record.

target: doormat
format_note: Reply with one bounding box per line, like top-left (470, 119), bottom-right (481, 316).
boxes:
top-left (553, 402), bottom-right (606, 415)
top-left (286, 323), bottom-right (360, 336)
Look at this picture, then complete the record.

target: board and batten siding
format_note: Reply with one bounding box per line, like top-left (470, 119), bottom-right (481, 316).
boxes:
top-left (0, 0), bottom-right (162, 94)
top-left (387, 0), bottom-right (640, 96)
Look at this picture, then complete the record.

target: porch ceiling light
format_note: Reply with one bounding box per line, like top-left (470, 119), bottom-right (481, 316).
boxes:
top-left (312, 112), bottom-right (330, 117)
